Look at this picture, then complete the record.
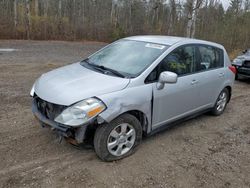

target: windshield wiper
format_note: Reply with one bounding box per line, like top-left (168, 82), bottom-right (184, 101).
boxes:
top-left (94, 65), bottom-right (125, 78)
top-left (82, 59), bottom-right (125, 78)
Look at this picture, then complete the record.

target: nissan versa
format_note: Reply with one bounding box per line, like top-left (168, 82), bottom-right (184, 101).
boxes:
top-left (30, 36), bottom-right (236, 161)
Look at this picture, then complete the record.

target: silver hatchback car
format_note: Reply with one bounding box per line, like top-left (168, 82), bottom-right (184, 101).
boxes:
top-left (30, 36), bottom-right (236, 161)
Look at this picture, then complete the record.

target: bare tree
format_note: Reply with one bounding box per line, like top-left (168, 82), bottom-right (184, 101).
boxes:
top-left (13, 0), bottom-right (17, 36)
top-left (111, 0), bottom-right (119, 27)
top-left (168, 0), bottom-right (177, 35)
top-left (58, 0), bottom-right (62, 17)
top-left (25, 0), bottom-right (31, 39)
top-left (186, 0), bottom-right (203, 38)
top-left (44, 0), bottom-right (48, 17)
top-left (34, 0), bottom-right (39, 16)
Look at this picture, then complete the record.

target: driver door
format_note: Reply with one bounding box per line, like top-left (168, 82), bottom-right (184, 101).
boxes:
top-left (150, 45), bottom-right (201, 129)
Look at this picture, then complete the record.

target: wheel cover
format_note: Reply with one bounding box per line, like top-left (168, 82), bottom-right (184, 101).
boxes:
top-left (107, 123), bottom-right (136, 157)
top-left (216, 91), bottom-right (227, 112)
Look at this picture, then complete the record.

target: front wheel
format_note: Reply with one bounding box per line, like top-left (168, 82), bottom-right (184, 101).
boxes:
top-left (211, 88), bottom-right (229, 116)
top-left (235, 72), bottom-right (239, 80)
top-left (94, 114), bottom-right (142, 161)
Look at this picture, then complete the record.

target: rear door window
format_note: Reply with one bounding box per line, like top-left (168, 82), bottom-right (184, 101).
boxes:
top-left (197, 45), bottom-right (224, 71)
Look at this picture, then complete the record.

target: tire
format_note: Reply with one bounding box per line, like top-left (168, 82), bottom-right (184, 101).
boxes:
top-left (235, 73), bottom-right (238, 80)
top-left (94, 114), bottom-right (142, 161)
top-left (211, 88), bottom-right (229, 116)
top-left (235, 72), bottom-right (242, 80)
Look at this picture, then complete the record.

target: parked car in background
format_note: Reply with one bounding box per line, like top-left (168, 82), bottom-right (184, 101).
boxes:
top-left (232, 49), bottom-right (250, 80)
top-left (30, 36), bottom-right (236, 161)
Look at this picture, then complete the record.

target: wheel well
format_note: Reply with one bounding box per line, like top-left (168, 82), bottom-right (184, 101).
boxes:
top-left (225, 86), bottom-right (232, 102)
top-left (125, 110), bottom-right (148, 135)
top-left (83, 110), bottom-right (148, 144)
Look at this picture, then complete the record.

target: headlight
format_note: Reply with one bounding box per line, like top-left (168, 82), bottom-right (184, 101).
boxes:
top-left (233, 59), bottom-right (238, 63)
top-left (54, 98), bottom-right (106, 126)
top-left (232, 58), bottom-right (243, 65)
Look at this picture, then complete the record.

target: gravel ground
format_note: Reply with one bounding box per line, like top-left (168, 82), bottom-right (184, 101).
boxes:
top-left (0, 40), bottom-right (249, 188)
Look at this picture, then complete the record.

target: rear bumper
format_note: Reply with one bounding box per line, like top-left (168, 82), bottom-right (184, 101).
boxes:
top-left (32, 99), bottom-right (87, 143)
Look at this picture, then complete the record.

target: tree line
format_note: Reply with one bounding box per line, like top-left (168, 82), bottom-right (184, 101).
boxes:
top-left (0, 0), bottom-right (249, 52)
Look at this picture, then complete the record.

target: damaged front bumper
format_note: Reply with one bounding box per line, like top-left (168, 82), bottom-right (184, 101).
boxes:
top-left (32, 98), bottom-right (88, 144)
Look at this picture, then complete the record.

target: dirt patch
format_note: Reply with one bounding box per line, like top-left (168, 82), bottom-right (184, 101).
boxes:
top-left (0, 40), bottom-right (249, 188)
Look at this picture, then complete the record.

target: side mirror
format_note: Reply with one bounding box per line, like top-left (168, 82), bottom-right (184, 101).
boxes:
top-left (157, 71), bottom-right (178, 90)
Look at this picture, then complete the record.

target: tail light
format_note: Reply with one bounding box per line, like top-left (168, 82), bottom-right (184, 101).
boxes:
top-left (229, 65), bottom-right (237, 74)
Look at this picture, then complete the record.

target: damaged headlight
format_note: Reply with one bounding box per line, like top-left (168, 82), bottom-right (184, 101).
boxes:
top-left (54, 98), bottom-right (106, 126)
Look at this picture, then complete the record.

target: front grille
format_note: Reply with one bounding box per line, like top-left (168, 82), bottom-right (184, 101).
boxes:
top-left (35, 95), bottom-right (65, 120)
top-left (243, 61), bottom-right (250, 68)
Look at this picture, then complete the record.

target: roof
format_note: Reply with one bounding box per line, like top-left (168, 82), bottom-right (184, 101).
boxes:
top-left (125, 35), bottom-right (223, 48)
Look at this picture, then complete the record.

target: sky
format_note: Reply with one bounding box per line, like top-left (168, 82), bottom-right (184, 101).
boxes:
top-left (220, 0), bottom-right (230, 10)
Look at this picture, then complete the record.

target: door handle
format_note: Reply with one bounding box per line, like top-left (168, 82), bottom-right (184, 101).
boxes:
top-left (191, 80), bottom-right (198, 85)
top-left (219, 73), bottom-right (225, 77)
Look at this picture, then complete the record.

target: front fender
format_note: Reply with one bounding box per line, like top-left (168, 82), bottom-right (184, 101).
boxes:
top-left (97, 84), bottom-right (153, 133)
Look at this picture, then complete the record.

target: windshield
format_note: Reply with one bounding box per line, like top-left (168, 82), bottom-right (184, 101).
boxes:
top-left (83, 40), bottom-right (168, 77)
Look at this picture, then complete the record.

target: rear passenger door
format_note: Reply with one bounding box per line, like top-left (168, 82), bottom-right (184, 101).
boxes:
top-left (194, 45), bottom-right (225, 107)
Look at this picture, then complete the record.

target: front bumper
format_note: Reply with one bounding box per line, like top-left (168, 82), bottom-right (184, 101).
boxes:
top-left (236, 66), bottom-right (250, 77)
top-left (32, 98), bottom-right (87, 144)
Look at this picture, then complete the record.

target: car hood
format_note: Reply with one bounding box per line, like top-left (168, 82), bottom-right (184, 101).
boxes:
top-left (34, 62), bottom-right (130, 105)
top-left (236, 55), bottom-right (250, 61)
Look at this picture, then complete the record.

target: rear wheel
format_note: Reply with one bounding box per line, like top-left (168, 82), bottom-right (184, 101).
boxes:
top-left (94, 114), bottom-right (142, 161)
top-left (211, 88), bottom-right (229, 116)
